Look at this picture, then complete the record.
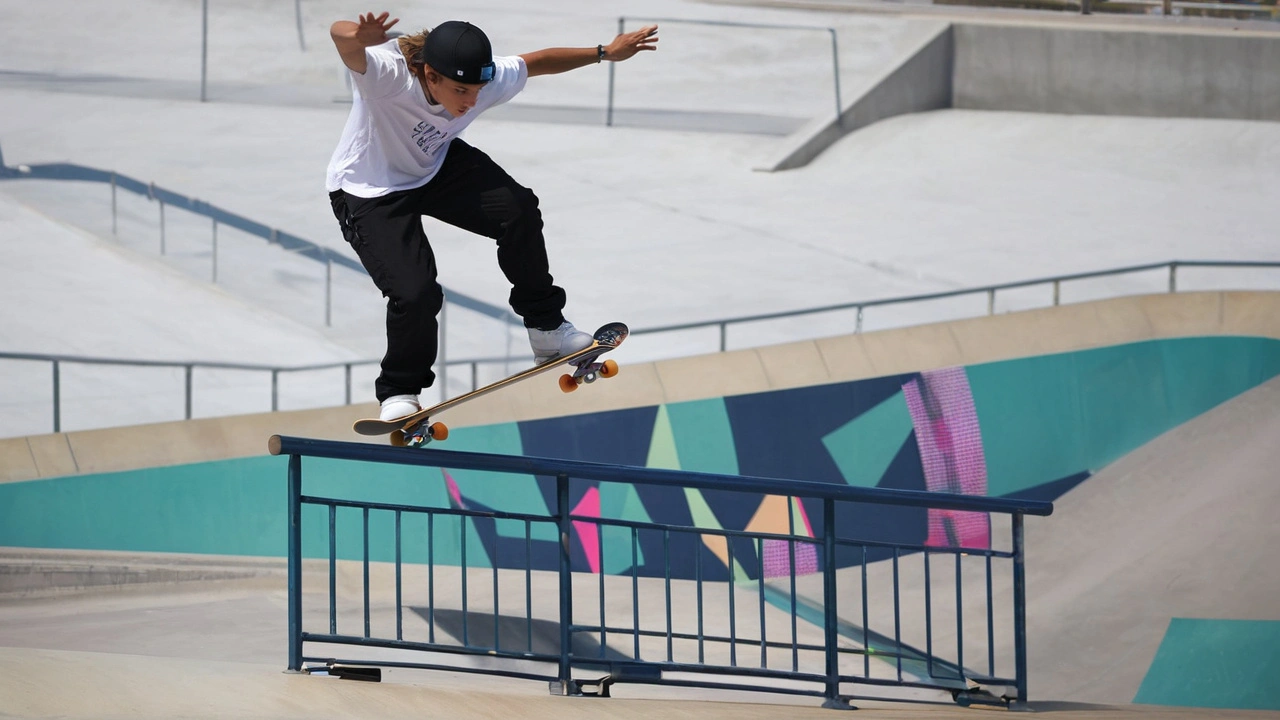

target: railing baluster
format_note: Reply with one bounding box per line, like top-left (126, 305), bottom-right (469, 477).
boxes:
top-left (598, 523), bottom-right (606, 657)
top-left (329, 505), bottom-right (337, 635)
top-left (631, 527), bottom-right (640, 660)
top-left (396, 510), bottom-right (403, 642)
top-left (362, 508), bottom-right (370, 639)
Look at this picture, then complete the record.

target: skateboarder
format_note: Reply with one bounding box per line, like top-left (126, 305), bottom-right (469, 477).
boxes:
top-left (326, 12), bottom-right (659, 421)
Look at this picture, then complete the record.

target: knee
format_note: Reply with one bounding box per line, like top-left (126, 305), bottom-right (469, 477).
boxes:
top-left (481, 186), bottom-right (541, 230)
top-left (391, 278), bottom-right (443, 316)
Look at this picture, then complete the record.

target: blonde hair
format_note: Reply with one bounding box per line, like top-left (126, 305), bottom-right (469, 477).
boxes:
top-left (397, 30), bottom-right (430, 73)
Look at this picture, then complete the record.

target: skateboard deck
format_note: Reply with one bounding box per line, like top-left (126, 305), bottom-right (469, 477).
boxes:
top-left (353, 322), bottom-right (628, 446)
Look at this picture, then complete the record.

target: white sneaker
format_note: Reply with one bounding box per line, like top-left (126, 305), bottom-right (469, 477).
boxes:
top-left (379, 394), bottom-right (421, 421)
top-left (528, 321), bottom-right (593, 365)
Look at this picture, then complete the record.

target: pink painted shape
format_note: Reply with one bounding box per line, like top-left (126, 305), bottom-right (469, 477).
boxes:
top-left (442, 469), bottom-right (465, 509)
top-left (902, 367), bottom-right (991, 550)
top-left (571, 487), bottom-right (602, 574)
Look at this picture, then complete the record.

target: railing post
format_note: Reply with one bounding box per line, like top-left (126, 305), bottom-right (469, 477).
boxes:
top-left (855, 306), bottom-right (863, 334)
top-left (287, 453), bottom-right (303, 671)
top-left (828, 28), bottom-right (842, 120)
top-left (51, 360), bottom-right (61, 434)
top-left (1052, 280), bottom-right (1060, 306)
top-left (1169, 263), bottom-right (1178, 293)
top-left (211, 218), bottom-right (218, 283)
top-left (719, 322), bottom-right (727, 353)
top-left (110, 172), bottom-right (117, 235)
top-left (556, 471), bottom-right (574, 693)
top-left (987, 288), bottom-right (996, 316)
top-left (272, 369), bottom-right (280, 412)
top-left (325, 257), bottom-right (332, 327)
top-left (606, 18), bottom-right (623, 127)
top-left (201, 0), bottom-right (209, 102)
top-left (185, 365), bottom-right (193, 420)
top-left (294, 0), bottom-right (306, 51)
top-left (1011, 512), bottom-right (1029, 708)
top-left (821, 498), bottom-right (854, 709)
top-left (438, 301), bottom-right (448, 400)
top-left (344, 363), bottom-right (352, 405)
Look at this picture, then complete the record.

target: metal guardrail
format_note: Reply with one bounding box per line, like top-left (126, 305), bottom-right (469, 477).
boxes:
top-left (4, 259), bottom-right (1278, 433)
top-left (633, 260), bottom-right (1280, 353)
top-left (269, 435), bottom-right (1053, 708)
top-left (0, 351), bottom-right (520, 434)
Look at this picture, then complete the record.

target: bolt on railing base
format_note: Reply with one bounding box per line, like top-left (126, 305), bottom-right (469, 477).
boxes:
top-left (548, 679), bottom-right (584, 697)
top-left (822, 697), bottom-right (858, 710)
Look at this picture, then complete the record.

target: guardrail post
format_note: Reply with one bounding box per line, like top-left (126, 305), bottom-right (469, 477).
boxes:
top-left (719, 322), bottom-right (727, 353)
top-left (272, 369), bottom-right (280, 412)
top-left (110, 173), bottom-right (118, 235)
top-left (439, 302), bottom-right (448, 400)
top-left (325, 257), bottom-right (332, 327)
top-left (294, 0), bottom-right (306, 51)
top-left (344, 363), bottom-right (353, 405)
top-left (987, 288), bottom-right (996, 316)
top-left (51, 360), bottom-right (61, 434)
top-left (828, 28), bottom-right (842, 119)
top-left (185, 365), bottom-right (193, 420)
top-left (606, 17), bottom-right (623, 126)
top-left (555, 471), bottom-right (575, 693)
top-left (211, 218), bottom-right (218, 283)
top-left (1011, 512), bottom-right (1028, 708)
top-left (855, 306), bottom-right (863, 334)
top-left (820, 498), bottom-right (854, 709)
top-left (201, 0), bottom-right (209, 102)
top-left (1169, 263), bottom-right (1178, 293)
top-left (1052, 280), bottom-right (1060, 306)
top-left (287, 453), bottom-right (303, 671)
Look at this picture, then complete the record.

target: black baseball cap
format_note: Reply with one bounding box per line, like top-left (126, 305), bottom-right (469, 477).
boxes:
top-left (420, 21), bottom-right (495, 84)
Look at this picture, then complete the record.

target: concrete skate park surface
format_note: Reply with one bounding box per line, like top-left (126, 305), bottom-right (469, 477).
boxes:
top-left (2, 375), bottom-right (1279, 718)
top-left (2, 0), bottom-right (1279, 716)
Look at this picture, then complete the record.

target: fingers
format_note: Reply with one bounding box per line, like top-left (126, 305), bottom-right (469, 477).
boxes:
top-left (358, 11), bottom-right (398, 30)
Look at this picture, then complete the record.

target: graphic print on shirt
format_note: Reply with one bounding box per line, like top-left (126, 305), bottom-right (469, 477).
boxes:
top-left (412, 121), bottom-right (449, 158)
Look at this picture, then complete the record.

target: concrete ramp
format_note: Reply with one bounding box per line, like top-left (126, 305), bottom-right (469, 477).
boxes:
top-left (1021, 374), bottom-right (1280, 705)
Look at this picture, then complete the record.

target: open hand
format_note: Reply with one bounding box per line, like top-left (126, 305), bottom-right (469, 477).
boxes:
top-left (356, 11), bottom-right (399, 46)
top-left (604, 24), bottom-right (659, 62)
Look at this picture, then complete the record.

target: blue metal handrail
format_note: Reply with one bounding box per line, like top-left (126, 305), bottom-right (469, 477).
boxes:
top-left (270, 434), bottom-right (1052, 709)
top-left (0, 154), bottom-right (519, 325)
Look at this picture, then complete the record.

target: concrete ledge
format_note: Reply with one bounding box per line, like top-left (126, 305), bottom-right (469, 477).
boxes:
top-left (2, 291), bottom-right (1277, 483)
top-left (757, 16), bottom-right (1280, 171)
top-left (954, 23), bottom-right (1280, 120)
top-left (757, 21), bottom-right (954, 172)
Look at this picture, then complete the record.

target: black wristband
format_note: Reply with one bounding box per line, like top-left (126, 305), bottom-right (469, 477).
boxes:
top-left (597, 44), bottom-right (606, 63)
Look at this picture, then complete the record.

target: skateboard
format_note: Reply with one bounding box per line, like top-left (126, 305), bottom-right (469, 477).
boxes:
top-left (352, 322), bottom-right (628, 447)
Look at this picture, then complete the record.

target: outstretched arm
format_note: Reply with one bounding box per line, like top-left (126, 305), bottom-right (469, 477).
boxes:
top-left (330, 11), bottom-right (400, 74)
top-left (520, 25), bottom-right (658, 77)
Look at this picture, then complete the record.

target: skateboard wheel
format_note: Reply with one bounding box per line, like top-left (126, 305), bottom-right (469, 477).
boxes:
top-left (429, 421), bottom-right (449, 441)
top-left (599, 359), bottom-right (619, 378)
top-left (559, 373), bottom-right (578, 393)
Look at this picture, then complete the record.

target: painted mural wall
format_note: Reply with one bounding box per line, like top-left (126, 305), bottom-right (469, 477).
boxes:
top-left (2, 336), bottom-right (1279, 583)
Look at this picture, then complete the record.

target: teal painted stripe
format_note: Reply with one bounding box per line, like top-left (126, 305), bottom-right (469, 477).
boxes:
top-left (968, 336), bottom-right (1280, 498)
top-left (822, 390), bottom-right (914, 488)
top-left (666, 398), bottom-right (739, 475)
top-left (1135, 618), bottom-right (1280, 710)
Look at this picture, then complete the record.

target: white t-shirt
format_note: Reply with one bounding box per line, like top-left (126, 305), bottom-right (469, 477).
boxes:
top-left (326, 39), bottom-right (527, 197)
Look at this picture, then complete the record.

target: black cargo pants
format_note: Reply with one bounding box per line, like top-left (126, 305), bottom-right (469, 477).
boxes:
top-left (329, 139), bottom-right (567, 402)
